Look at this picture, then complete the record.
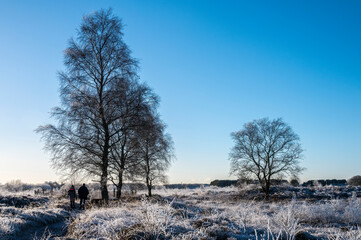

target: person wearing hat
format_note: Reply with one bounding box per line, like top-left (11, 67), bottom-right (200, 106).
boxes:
top-left (68, 185), bottom-right (76, 209)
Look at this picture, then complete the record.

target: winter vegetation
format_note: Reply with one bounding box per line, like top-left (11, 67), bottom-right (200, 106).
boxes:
top-left (348, 176), bottom-right (361, 186)
top-left (1, 182), bottom-right (361, 239)
top-left (2, 6), bottom-right (360, 240)
top-left (0, 184), bottom-right (68, 239)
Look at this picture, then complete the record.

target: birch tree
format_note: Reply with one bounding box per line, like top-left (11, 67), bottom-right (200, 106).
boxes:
top-left (108, 81), bottom-right (159, 198)
top-left (135, 113), bottom-right (174, 197)
top-left (37, 9), bottom-right (137, 200)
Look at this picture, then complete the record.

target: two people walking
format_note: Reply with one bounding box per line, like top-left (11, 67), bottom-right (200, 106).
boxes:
top-left (68, 183), bottom-right (89, 209)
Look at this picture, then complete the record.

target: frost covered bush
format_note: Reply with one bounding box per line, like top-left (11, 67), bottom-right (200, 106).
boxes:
top-left (342, 192), bottom-right (361, 224)
top-left (138, 198), bottom-right (176, 238)
top-left (290, 179), bottom-right (299, 187)
top-left (68, 207), bottom-right (139, 239)
top-left (294, 200), bottom-right (344, 224)
top-left (270, 200), bottom-right (300, 240)
top-left (292, 196), bottom-right (361, 225)
top-left (70, 197), bottom-right (264, 239)
top-left (69, 198), bottom-right (192, 239)
top-left (231, 201), bottom-right (258, 231)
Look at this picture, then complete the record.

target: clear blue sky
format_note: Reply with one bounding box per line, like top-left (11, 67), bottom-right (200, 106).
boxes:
top-left (0, 0), bottom-right (360, 184)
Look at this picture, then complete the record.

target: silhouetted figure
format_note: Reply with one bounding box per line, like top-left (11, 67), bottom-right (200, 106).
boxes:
top-left (68, 185), bottom-right (76, 209)
top-left (78, 183), bottom-right (89, 210)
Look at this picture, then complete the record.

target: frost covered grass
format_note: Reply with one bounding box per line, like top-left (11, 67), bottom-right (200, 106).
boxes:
top-left (0, 205), bottom-right (69, 239)
top-left (0, 188), bottom-right (70, 240)
top-left (327, 227), bottom-right (361, 240)
top-left (0, 185), bottom-right (360, 239)
top-left (67, 186), bottom-right (361, 239)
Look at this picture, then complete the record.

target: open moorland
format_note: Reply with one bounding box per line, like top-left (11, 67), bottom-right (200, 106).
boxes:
top-left (1, 183), bottom-right (361, 240)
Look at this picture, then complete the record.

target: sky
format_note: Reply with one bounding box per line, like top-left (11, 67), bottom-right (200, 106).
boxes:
top-left (0, 0), bottom-right (360, 184)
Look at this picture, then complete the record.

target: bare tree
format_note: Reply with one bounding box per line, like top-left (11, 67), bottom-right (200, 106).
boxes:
top-left (135, 113), bottom-right (174, 197)
top-left (230, 118), bottom-right (303, 200)
top-left (36, 9), bottom-right (137, 200)
top-left (108, 81), bottom-right (159, 198)
top-left (45, 181), bottom-right (65, 194)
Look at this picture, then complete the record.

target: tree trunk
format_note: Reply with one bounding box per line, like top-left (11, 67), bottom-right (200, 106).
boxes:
top-left (147, 183), bottom-right (152, 197)
top-left (146, 175), bottom-right (152, 197)
top-left (264, 180), bottom-right (271, 201)
top-left (100, 171), bottom-right (108, 201)
top-left (117, 170), bottom-right (123, 199)
top-left (145, 152), bottom-right (151, 197)
top-left (99, 71), bottom-right (110, 201)
top-left (100, 137), bottom-right (109, 201)
top-left (258, 176), bottom-right (271, 201)
top-left (116, 138), bottom-right (127, 199)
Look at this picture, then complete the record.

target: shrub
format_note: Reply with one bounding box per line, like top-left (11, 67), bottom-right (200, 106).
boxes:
top-left (4, 180), bottom-right (32, 192)
top-left (348, 175), bottom-right (361, 186)
top-left (290, 179), bottom-right (299, 187)
top-left (302, 179), bottom-right (347, 187)
top-left (210, 180), bottom-right (238, 187)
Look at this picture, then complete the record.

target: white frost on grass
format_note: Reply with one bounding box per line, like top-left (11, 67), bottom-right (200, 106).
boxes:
top-left (1, 185), bottom-right (361, 239)
top-left (70, 197), bottom-right (192, 239)
top-left (327, 227), bottom-right (361, 240)
top-left (67, 186), bottom-right (361, 239)
top-left (0, 204), bottom-right (68, 239)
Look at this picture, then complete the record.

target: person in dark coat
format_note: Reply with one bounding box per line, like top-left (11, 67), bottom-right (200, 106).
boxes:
top-left (68, 185), bottom-right (76, 209)
top-left (78, 183), bottom-right (89, 209)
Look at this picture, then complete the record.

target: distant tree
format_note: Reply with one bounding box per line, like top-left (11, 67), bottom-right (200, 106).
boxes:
top-left (36, 9), bottom-right (137, 200)
top-left (5, 180), bottom-right (25, 192)
top-left (302, 179), bottom-right (347, 187)
top-left (348, 175), bottom-right (361, 186)
top-left (135, 113), bottom-right (174, 197)
top-left (230, 118), bottom-right (304, 200)
top-left (210, 180), bottom-right (239, 187)
top-left (290, 179), bottom-right (300, 187)
top-left (45, 181), bottom-right (65, 194)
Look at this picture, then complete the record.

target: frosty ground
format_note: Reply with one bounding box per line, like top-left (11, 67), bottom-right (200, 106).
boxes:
top-left (1, 184), bottom-right (361, 240)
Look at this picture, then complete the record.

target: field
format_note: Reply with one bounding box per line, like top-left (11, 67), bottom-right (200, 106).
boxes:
top-left (1, 184), bottom-right (361, 239)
